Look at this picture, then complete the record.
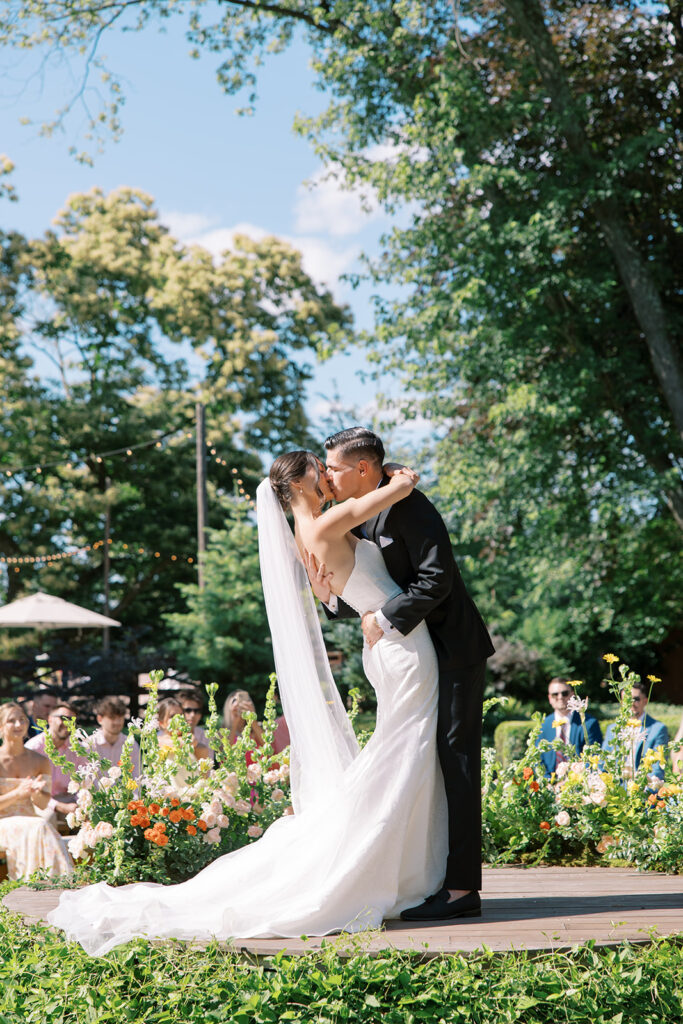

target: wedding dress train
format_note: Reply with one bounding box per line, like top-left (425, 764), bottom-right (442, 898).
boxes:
top-left (47, 540), bottom-right (447, 955)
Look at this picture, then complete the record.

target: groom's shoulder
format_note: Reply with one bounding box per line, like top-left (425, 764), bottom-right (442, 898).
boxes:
top-left (389, 486), bottom-right (448, 528)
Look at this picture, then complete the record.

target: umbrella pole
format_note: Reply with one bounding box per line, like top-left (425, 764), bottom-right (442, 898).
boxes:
top-left (103, 476), bottom-right (111, 652)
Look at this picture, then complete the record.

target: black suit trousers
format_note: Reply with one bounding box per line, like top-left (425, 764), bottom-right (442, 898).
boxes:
top-left (436, 658), bottom-right (487, 891)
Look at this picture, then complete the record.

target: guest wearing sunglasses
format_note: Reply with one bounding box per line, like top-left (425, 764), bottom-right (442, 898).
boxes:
top-left (25, 702), bottom-right (88, 822)
top-left (176, 690), bottom-right (211, 752)
top-left (536, 677), bottom-right (603, 777)
top-left (602, 680), bottom-right (668, 780)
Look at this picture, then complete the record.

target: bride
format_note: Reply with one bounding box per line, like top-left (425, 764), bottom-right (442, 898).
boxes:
top-left (47, 451), bottom-right (447, 955)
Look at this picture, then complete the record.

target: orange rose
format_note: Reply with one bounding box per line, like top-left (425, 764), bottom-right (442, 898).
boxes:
top-left (197, 819), bottom-right (208, 832)
top-left (182, 807), bottom-right (195, 821)
top-left (648, 793), bottom-right (658, 805)
top-left (169, 810), bottom-right (183, 824)
top-left (529, 781), bottom-right (540, 792)
top-left (143, 829), bottom-right (156, 841)
top-left (154, 821), bottom-right (167, 833)
top-left (186, 824), bottom-right (197, 836)
top-left (540, 821), bottom-right (551, 831)
top-left (160, 806), bottom-right (170, 817)
top-left (156, 834), bottom-right (169, 846)
top-left (148, 803), bottom-right (161, 815)
top-left (127, 800), bottom-right (137, 811)
top-left (170, 798), bottom-right (180, 807)
top-left (656, 800), bottom-right (665, 810)
top-left (522, 767), bottom-right (533, 780)
top-left (138, 817), bottom-right (151, 829)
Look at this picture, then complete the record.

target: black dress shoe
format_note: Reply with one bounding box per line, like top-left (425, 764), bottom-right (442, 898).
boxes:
top-left (400, 888), bottom-right (481, 922)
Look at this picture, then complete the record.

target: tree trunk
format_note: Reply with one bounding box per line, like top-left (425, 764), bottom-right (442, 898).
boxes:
top-left (502, 0), bottom-right (683, 441)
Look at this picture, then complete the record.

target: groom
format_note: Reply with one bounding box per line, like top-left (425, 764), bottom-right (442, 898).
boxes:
top-left (310, 426), bottom-right (494, 921)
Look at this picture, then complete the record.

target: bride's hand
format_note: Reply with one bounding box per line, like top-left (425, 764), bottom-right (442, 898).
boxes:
top-left (386, 466), bottom-right (419, 492)
top-left (304, 549), bottom-right (334, 604)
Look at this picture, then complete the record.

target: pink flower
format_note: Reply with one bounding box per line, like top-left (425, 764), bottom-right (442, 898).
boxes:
top-left (271, 788), bottom-right (285, 803)
top-left (555, 811), bottom-right (570, 827)
top-left (247, 824), bottom-right (263, 838)
top-left (235, 799), bottom-right (251, 817)
top-left (203, 827), bottom-right (221, 844)
top-left (217, 814), bottom-right (230, 828)
top-left (209, 798), bottom-right (222, 816)
top-left (95, 820), bottom-right (114, 839)
top-left (221, 792), bottom-right (236, 809)
top-left (264, 769), bottom-right (280, 786)
top-left (222, 773), bottom-right (239, 795)
top-left (246, 763), bottom-right (262, 784)
top-left (204, 812), bottom-right (217, 828)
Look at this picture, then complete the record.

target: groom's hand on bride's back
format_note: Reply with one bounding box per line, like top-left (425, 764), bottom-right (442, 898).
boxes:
top-left (304, 549), bottom-right (334, 604)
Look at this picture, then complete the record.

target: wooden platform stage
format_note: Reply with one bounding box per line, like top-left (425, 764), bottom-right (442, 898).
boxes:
top-left (4, 866), bottom-right (683, 957)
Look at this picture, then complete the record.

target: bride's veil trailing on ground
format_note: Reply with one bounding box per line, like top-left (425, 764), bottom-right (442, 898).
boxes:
top-left (256, 479), bottom-right (359, 813)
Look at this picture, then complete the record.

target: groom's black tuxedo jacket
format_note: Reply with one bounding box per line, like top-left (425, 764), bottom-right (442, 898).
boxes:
top-left (333, 481), bottom-right (494, 672)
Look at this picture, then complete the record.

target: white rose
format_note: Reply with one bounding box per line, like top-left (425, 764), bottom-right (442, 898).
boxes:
top-left (95, 820), bottom-right (114, 839)
top-left (222, 773), bottom-right (239, 795)
top-left (204, 812), bottom-right (217, 828)
top-left (107, 765), bottom-right (122, 780)
top-left (67, 779), bottom-right (80, 794)
top-left (278, 764), bottom-right (290, 781)
top-left (203, 827), bottom-right (221, 844)
top-left (66, 812), bottom-right (77, 830)
top-left (246, 763), bottom-right (262, 784)
top-left (264, 769), bottom-right (280, 786)
top-left (77, 788), bottom-right (93, 809)
top-left (217, 814), bottom-right (230, 829)
top-left (271, 788), bottom-right (285, 803)
top-left (235, 799), bottom-right (251, 817)
top-left (555, 811), bottom-right (571, 827)
top-left (209, 798), bottom-right (222, 816)
top-left (98, 777), bottom-right (114, 791)
top-left (247, 824), bottom-right (263, 839)
top-left (222, 792), bottom-right (235, 809)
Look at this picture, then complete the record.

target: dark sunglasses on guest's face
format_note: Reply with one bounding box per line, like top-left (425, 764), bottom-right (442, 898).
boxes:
top-left (182, 707), bottom-right (201, 715)
top-left (631, 695), bottom-right (646, 703)
top-left (51, 714), bottom-right (75, 722)
top-left (550, 689), bottom-right (571, 698)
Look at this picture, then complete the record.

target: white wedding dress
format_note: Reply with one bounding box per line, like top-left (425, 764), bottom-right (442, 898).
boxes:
top-left (47, 539), bottom-right (447, 956)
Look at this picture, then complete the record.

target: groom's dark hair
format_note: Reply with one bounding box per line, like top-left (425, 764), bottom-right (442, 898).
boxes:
top-left (324, 427), bottom-right (385, 468)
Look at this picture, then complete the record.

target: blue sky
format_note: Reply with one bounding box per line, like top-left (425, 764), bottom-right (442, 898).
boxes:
top-left (1, 13), bottom-right (410, 434)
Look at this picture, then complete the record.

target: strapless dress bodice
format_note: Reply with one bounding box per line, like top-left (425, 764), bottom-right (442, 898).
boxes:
top-left (339, 539), bottom-right (402, 616)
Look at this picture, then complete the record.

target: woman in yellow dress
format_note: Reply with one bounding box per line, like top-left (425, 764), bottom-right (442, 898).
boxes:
top-left (0, 701), bottom-right (73, 880)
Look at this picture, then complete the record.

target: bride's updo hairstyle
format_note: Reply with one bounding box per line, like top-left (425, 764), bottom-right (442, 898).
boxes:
top-left (269, 450), bottom-right (320, 511)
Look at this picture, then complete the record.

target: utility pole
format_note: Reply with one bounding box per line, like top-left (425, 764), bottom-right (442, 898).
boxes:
top-left (196, 402), bottom-right (208, 590)
top-left (103, 475), bottom-right (111, 652)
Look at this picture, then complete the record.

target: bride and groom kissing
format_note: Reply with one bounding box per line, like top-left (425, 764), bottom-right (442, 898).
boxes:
top-left (304, 427), bottom-right (494, 922)
top-left (47, 426), bottom-right (494, 954)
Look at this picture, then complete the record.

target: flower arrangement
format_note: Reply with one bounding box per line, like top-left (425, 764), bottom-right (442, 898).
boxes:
top-left (43, 671), bottom-right (291, 884)
top-left (482, 657), bottom-right (683, 872)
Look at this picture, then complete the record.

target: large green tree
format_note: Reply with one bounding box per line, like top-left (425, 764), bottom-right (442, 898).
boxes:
top-left (1, 1), bottom-right (681, 677)
top-left (1, 186), bottom-right (351, 641)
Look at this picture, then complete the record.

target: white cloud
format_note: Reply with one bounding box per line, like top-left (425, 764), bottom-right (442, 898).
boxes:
top-left (160, 210), bottom-right (217, 239)
top-left (294, 165), bottom-right (382, 238)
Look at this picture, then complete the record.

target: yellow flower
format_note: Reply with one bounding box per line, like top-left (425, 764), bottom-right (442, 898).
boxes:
top-left (126, 779), bottom-right (137, 791)
top-left (552, 718), bottom-right (568, 728)
top-left (627, 718), bottom-right (642, 728)
top-left (627, 781), bottom-right (638, 795)
top-left (603, 653), bottom-right (619, 664)
top-left (158, 747), bottom-right (170, 761)
top-left (566, 679), bottom-right (583, 688)
top-left (647, 674), bottom-right (661, 683)
top-left (589, 755), bottom-right (600, 768)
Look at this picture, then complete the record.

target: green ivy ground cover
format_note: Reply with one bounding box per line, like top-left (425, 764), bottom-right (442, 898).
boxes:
top-left (1, 899), bottom-right (682, 1024)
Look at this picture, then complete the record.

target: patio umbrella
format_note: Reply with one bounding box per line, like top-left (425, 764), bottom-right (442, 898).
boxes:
top-left (0, 591), bottom-right (120, 629)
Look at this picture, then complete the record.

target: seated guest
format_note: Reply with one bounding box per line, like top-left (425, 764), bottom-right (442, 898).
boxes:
top-left (0, 702), bottom-right (73, 879)
top-left (157, 697), bottom-right (211, 761)
top-left (537, 677), bottom-right (603, 777)
top-left (602, 680), bottom-right (668, 779)
top-left (25, 686), bottom-right (59, 739)
top-left (177, 689), bottom-right (211, 751)
top-left (223, 689), bottom-right (290, 755)
top-left (86, 696), bottom-right (141, 779)
top-left (25, 701), bottom-right (88, 819)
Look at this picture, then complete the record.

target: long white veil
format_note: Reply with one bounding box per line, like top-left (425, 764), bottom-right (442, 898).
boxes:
top-left (256, 479), bottom-right (359, 813)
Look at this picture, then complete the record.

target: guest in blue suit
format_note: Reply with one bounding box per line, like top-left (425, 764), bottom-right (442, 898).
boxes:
top-left (602, 680), bottom-right (669, 780)
top-left (537, 678), bottom-right (603, 777)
